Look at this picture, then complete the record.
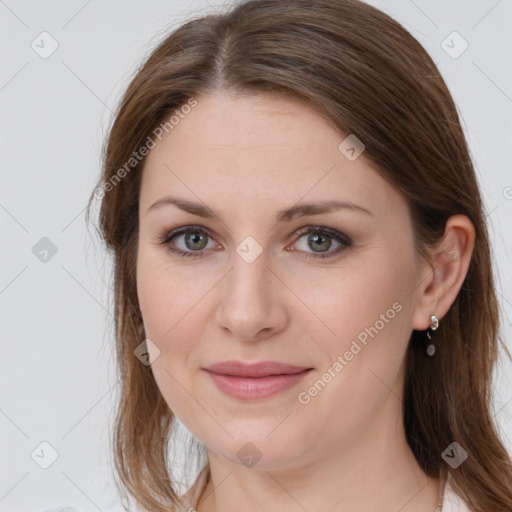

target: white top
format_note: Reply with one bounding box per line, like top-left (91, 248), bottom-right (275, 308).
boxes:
top-left (441, 473), bottom-right (472, 511)
top-left (182, 467), bottom-right (472, 511)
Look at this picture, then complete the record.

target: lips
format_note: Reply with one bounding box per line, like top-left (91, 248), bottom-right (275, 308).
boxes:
top-left (203, 361), bottom-right (313, 400)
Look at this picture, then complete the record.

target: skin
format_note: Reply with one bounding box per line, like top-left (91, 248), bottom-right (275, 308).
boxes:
top-left (136, 90), bottom-right (475, 512)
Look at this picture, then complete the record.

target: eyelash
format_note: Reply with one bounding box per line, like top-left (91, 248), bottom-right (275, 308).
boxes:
top-left (155, 225), bottom-right (352, 260)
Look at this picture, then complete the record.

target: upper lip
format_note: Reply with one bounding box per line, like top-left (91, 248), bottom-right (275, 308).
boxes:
top-left (204, 361), bottom-right (312, 378)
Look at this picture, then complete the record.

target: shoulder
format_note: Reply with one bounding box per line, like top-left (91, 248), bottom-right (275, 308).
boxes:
top-left (441, 473), bottom-right (471, 512)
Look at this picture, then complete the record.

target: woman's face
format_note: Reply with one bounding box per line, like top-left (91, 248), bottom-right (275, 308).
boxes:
top-left (137, 91), bottom-right (430, 470)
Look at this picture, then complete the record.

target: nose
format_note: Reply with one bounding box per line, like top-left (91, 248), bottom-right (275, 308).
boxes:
top-left (214, 250), bottom-right (289, 342)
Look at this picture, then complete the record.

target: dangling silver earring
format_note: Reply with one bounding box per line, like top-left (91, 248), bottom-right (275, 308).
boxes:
top-left (426, 314), bottom-right (439, 356)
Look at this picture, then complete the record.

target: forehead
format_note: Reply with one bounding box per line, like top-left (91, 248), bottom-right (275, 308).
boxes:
top-left (139, 91), bottom-right (403, 221)
top-left (150, 92), bottom-right (339, 159)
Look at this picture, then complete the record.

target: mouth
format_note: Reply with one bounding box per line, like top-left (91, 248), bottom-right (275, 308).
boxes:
top-left (203, 360), bottom-right (314, 400)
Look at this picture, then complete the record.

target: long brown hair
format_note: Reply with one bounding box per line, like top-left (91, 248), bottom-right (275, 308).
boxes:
top-left (86, 1), bottom-right (512, 510)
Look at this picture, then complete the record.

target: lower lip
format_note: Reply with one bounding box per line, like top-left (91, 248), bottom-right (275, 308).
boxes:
top-left (205, 370), bottom-right (312, 400)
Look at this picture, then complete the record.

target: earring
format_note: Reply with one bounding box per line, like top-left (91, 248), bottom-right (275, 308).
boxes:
top-left (426, 315), bottom-right (439, 356)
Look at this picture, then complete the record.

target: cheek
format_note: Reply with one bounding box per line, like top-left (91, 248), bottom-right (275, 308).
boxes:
top-left (294, 262), bottom-right (415, 441)
top-left (308, 248), bottom-right (417, 385)
top-left (136, 245), bottom-right (206, 341)
top-left (136, 250), bottom-right (204, 422)
top-left (136, 246), bottom-right (209, 379)
top-left (313, 259), bottom-right (412, 335)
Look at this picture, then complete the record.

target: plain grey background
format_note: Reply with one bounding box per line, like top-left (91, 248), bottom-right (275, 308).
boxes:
top-left (1, 1), bottom-right (511, 510)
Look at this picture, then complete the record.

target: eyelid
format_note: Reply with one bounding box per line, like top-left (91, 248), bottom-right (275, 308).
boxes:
top-left (286, 225), bottom-right (352, 259)
top-left (291, 225), bottom-right (352, 246)
top-left (156, 225), bottom-right (220, 257)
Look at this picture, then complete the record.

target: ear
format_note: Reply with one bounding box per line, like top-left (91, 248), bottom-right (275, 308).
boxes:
top-left (412, 214), bottom-right (475, 331)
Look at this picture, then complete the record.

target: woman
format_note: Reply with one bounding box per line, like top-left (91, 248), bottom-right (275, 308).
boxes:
top-left (87, 0), bottom-right (512, 510)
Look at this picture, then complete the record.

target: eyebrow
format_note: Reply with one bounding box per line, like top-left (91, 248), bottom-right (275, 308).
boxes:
top-left (146, 195), bottom-right (373, 222)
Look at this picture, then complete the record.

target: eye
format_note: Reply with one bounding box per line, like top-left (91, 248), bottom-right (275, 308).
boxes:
top-left (156, 225), bottom-right (220, 258)
top-left (289, 226), bottom-right (352, 259)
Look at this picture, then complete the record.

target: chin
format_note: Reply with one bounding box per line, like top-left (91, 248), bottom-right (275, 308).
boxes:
top-left (201, 422), bottom-right (311, 471)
